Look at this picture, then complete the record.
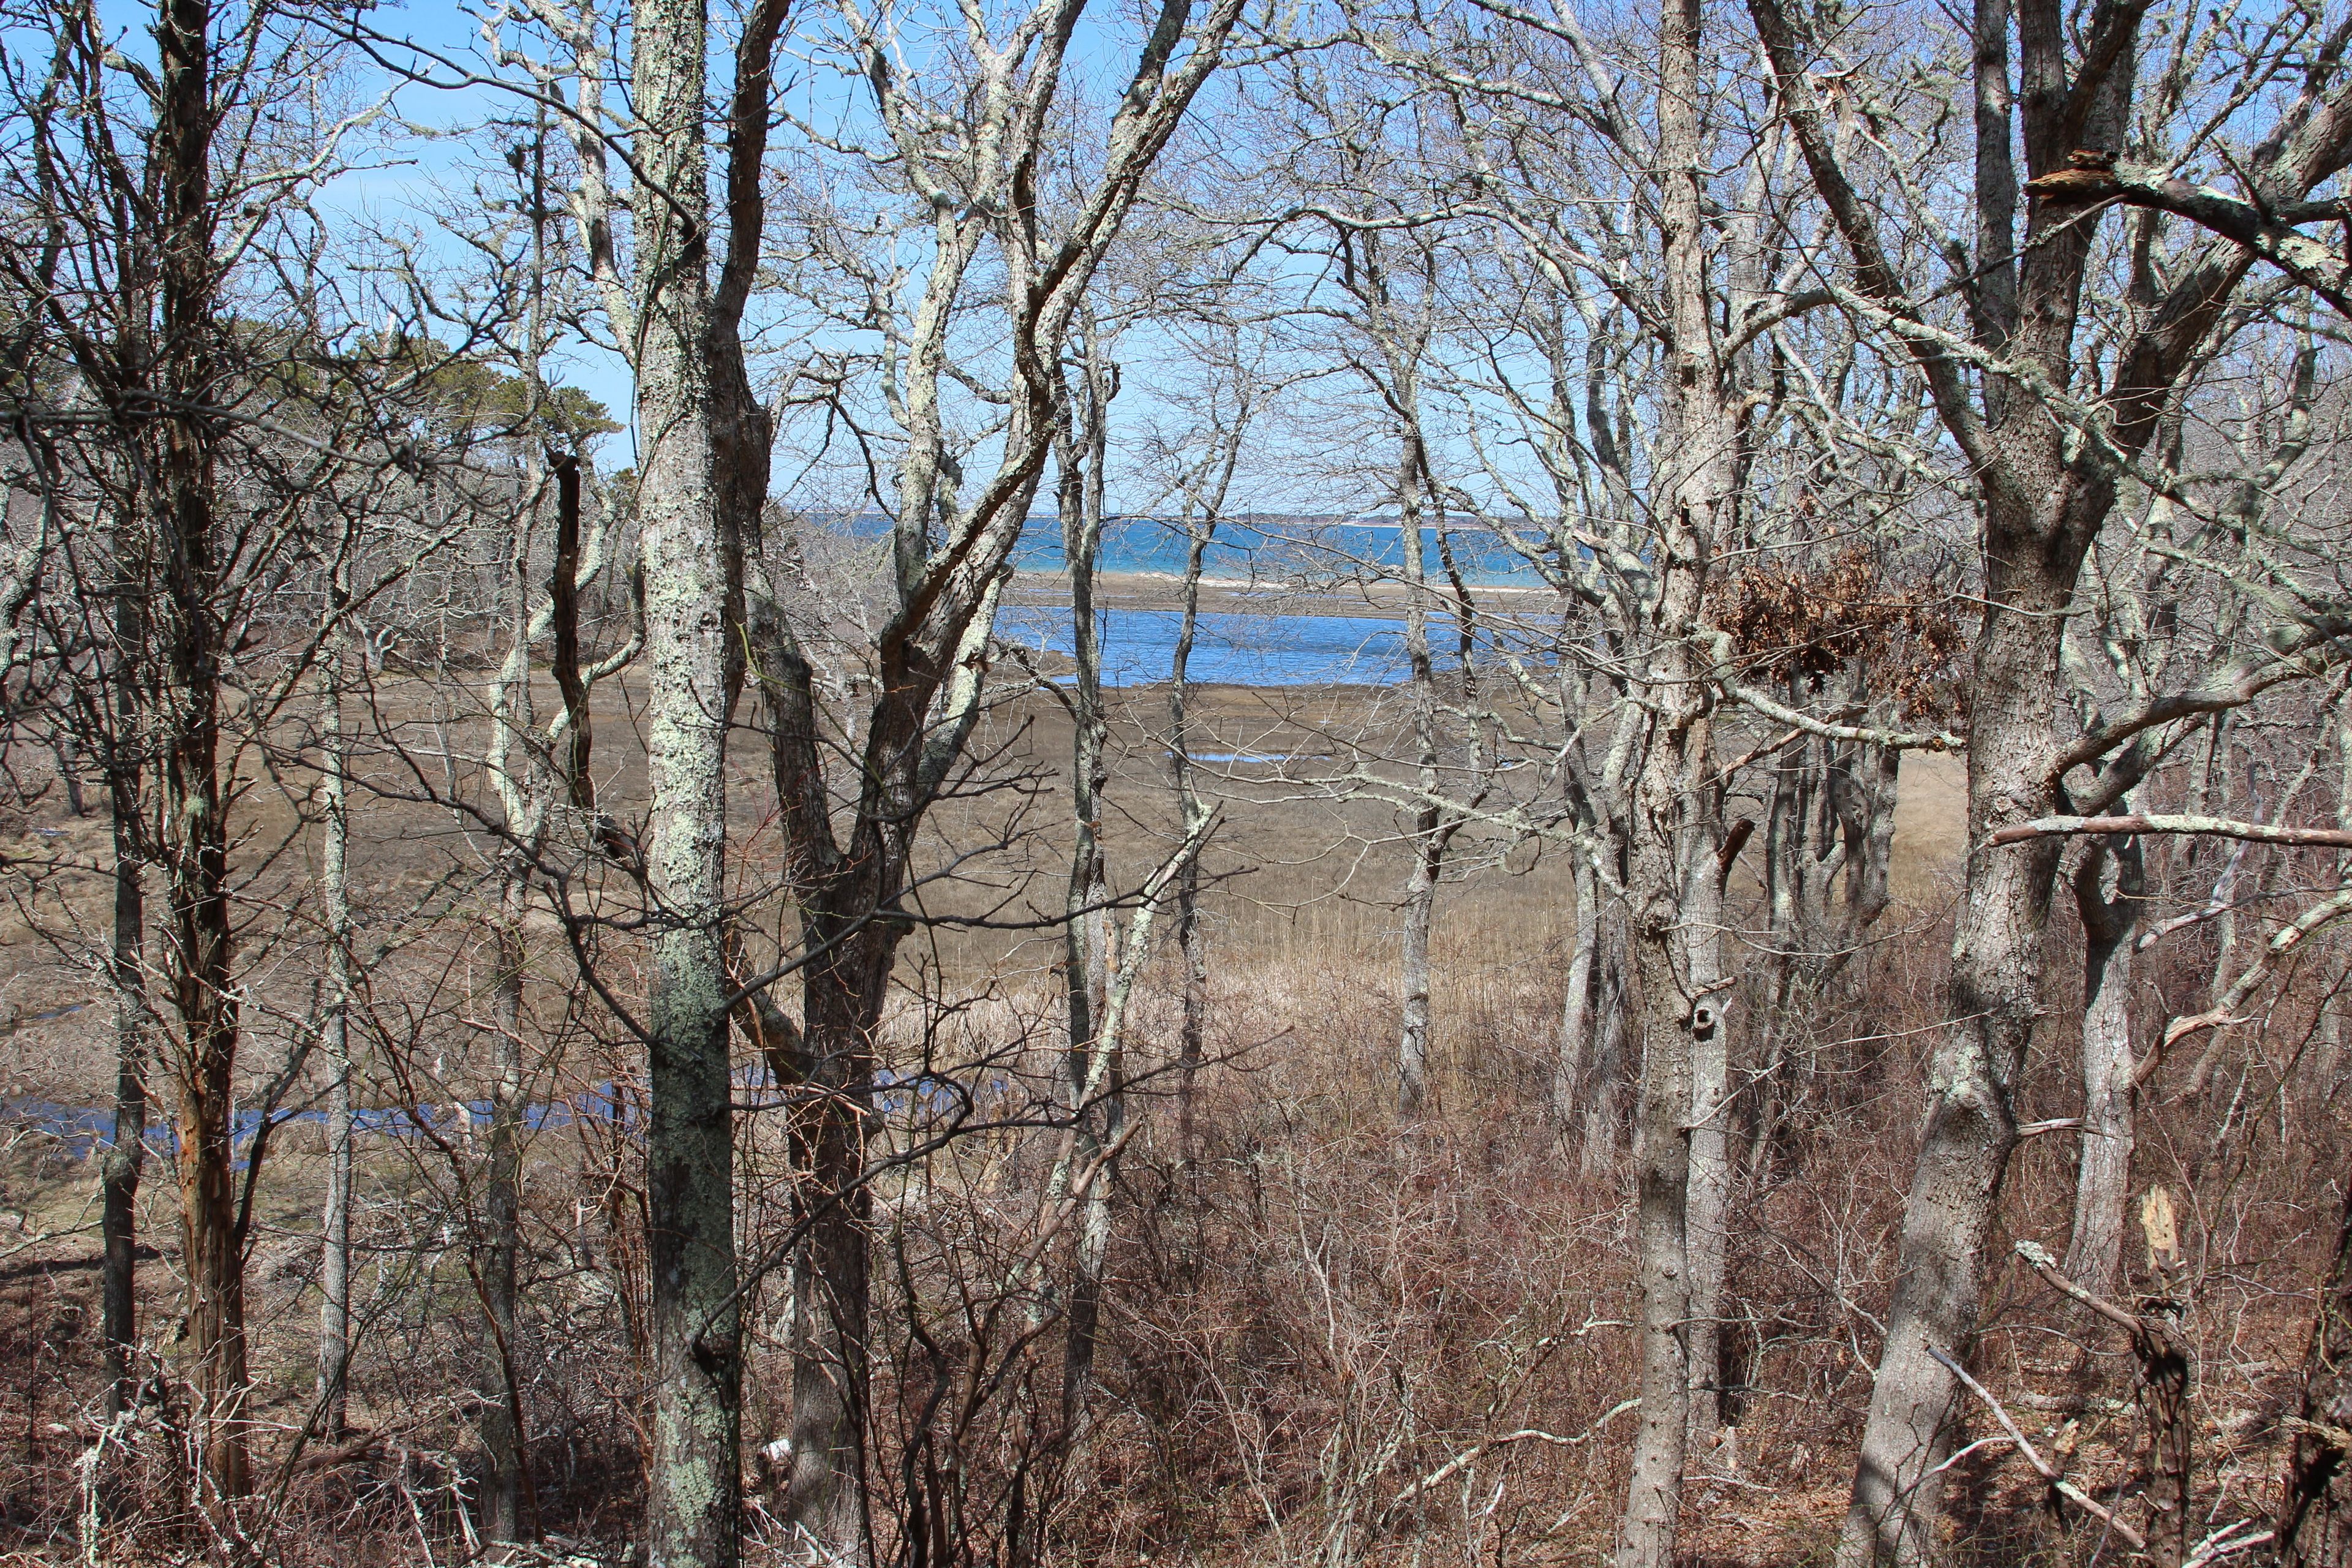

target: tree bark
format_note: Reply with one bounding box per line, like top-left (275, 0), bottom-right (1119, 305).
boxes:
top-left (317, 623), bottom-right (355, 1443)
top-left (1058, 333), bottom-right (1118, 1438)
top-left (1583, 911), bottom-right (1630, 1176)
top-left (633, 0), bottom-right (743, 1557)
top-left (1615, 0), bottom-right (1732, 1554)
top-left (1397, 819), bottom-right (1439, 1117)
top-left (1385, 369), bottom-right (1455, 1121)
top-left (1170, 518), bottom-right (1213, 1170)
top-left (1835, 542), bottom-right (2076, 1568)
top-left (1550, 856), bottom-right (1601, 1133)
top-left (150, 0), bottom-right (248, 1502)
top-left (482, 845), bottom-right (529, 1544)
top-left (2066, 839), bottom-right (2141, 1298)
top-left (101, 516), bottom-right (146, 1419)
top-left (786, 925), bottom-right (885, 1566)
top-left (1686, 840), bottom-right (1733, 1452)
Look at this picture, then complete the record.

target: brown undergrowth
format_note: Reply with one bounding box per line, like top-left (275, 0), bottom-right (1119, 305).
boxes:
top-left (1, 869), bottom-right (2345, 1564)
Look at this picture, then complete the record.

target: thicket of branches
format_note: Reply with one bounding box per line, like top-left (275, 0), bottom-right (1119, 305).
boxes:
top-left (5, 0), bottom-right (2352, 1564)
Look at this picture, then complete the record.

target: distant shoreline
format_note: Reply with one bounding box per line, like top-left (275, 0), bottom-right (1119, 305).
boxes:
top-left (1006, 567), bottom-right (1566, 620)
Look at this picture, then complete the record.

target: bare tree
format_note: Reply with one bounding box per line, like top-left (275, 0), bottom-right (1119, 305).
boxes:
top-left (1741, 0), bottom-right (2352, 1557)
top-left (747, 1), bottom-right (1246, 1553)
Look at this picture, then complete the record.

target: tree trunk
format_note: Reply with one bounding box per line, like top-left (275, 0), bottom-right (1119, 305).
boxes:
top-left (101, 524), bottom-right (146, 1419)
top-left (1397, 816), bottom-right (1440, 1117)
top-left (1583, 911), bottom-right (1630, 1176)
top-left (633, 0), bottom-right (743, 1556)
top-left (1170, 516), bottom-right (1213, 1170)
top-left (2066, 839), bottom-right (2141, 1298)
top-left (482, 862), bottom-right (529, 1544)
top-left (2138, 1298), bottom-right (2194, 1568)
top-left (1058, 337), bottom-right (1118, 1438)
top-left (1615, 0), bottom-right (1729, 1553)
top-left (151, 0), bottom-right (247, 1502)
top-left (102, 818), bottom-right (146, 1415)
top-left (317, 635), bottom-right (355, 1442)
top-left (1551, 856), bottom-right (1601, 1132)
top-left (1686, 840), bottom-right (1733, 1453)
top-left (788, 931), bottom-right (884, 1566)
top-left (1834, 543), bottom-right (2076, 1568)
top-left (2280, 1183), bottom-right (2352, 1568)
top-left (1393, 434), bottom-right (1442, 1119)
top-left (477, 455), bottom-right (540, 1548)
top-left (1619, 813), bottom-right (1698, 1568)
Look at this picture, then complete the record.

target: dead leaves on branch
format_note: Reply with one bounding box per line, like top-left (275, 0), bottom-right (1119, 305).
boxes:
top-left (1719, 548), bottom-right (1969, 728)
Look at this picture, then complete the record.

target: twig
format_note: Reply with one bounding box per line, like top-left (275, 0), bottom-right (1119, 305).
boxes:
top-left (1383, 1398), bottom-right (1640, 1516)
top-left (2184, 1520), bottom-right (2273, 1567)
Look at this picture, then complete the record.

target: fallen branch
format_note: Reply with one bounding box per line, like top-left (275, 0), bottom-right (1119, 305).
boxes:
top-left (1383, 1398), bottom-right (1640, 1517)
top-left (2016, 1240), bottom-right (2195, 1566)
top-left (1926, 1344), bottom-right (2149, 1551)
top-left (2182, 1520), bottom-right (2274, 1568)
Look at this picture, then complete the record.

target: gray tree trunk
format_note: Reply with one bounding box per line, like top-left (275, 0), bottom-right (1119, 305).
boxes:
top-left (2066, 839), bottom-right (2141, 1297)
top-left (632, 0), bottom-right (743, 1557)
top-left (1397, 823), bottom-right (1440, 1116)
top-left (317, 622), bottom-right (355, 1442)
top-left (1615, 0), bottom-right (1732, 1554)
top-left (1058, 334), bottom-right (1118, 1438)
top-left (1583, 912), bottom-right (1630, 1176)
top-left (1685, 843), bottom-right (1733, 1452)
top-left (1831, 549), bottom-right (2075, 1568)
top-left (1394, 439), bottom-right (1442, 1119)
top-left (1551, 856), bottom-right (1600, 1131)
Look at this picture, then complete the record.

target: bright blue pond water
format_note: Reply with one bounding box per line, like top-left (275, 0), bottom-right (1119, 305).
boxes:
top-left (1008, 516), bottom-right (1545, 587)
top-left (998, 606), bottom-right (1423, 687)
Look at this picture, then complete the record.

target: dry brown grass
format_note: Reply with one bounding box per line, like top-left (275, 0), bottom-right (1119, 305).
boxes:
top-left (1, 668), bottom-right (2342, 1566)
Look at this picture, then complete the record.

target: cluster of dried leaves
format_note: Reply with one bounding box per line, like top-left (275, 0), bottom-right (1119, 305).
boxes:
top-left (1720, 549), bottom-right (1969, 726)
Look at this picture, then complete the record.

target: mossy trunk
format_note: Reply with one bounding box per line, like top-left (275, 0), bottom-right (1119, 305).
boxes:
top-left (633, 0), bottom-right (743, 1556)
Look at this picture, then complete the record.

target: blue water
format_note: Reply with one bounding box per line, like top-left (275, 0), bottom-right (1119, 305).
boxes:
top-left (1, 1093), bottom-right (619, 1167)
top-left (802, 513), bottom-right (1556, 687)
top-left (1010, 516), bottom-right (1544, 587)
top-left (810, 513), bottom-right (1548, 587)
top-left (1000, 606), bottom-right (1422, 687)
top-left (4, 1069), bottom-right (997, 1166)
